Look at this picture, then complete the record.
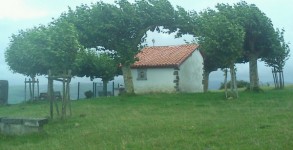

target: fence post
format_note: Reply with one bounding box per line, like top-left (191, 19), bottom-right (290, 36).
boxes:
top-left (24, 78), bottom-right (27, 101)
top-left (37, 79), bottom-right (39, 100)
top-left (92, 82), bottom-right (95, 97)
top-left (112, 81), bottom-right (115, 96)
top-left (77, 82), bottom-right (80, 100)
top-left (95, 82), bottom-right (97, 97)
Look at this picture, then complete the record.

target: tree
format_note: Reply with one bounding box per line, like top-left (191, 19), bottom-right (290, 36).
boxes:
top-left (175, 6), bottom-right (245, 95)
top-left (46, 20), bottom-right (81, 75)
top-left (61, 0), bottom-right (177, 94)
top-left (216, 2), bottom-right (277, 91)
top-left (74, 49), bottom-right (118, 96)
top-left (263, 29), bottom-right (290, 89)
top-left (5, 26), bottom-right (50, 100)
top-left (46, 19), bottom-right (81, 119)
top-left (174, 7), bottom-right (221, 93)
top-left (195, 9), bottom-right (245, 98)
top-left (6, 13), bottom-right (81, 119)
top-left (5, 26), bottom-right (49, 77)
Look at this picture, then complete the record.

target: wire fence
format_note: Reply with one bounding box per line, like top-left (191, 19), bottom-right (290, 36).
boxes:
top-left (8, 81), bottom-right (123, 104)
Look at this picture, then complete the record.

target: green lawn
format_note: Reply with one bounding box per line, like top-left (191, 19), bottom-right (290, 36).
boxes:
top-left (0, 86), bottom-right (293, 150)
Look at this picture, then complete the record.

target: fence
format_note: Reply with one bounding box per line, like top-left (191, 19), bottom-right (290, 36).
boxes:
top-left (8, 81), bottom-right (122, 104)
top-left (76, 81), bottom-right (121, 99)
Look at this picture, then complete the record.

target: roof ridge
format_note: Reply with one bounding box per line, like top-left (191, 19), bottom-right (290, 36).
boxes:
top-left (146, 43), bottom-right (197, 48)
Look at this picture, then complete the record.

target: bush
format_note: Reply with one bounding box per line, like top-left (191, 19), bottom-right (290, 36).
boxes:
top-left (84, 90), bottom-right (94, 99)
top-left (219, 80), bottom-right (250, 90)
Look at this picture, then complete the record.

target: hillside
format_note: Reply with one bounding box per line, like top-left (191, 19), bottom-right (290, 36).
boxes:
top-left (0, 86), bottom-right (293, 150)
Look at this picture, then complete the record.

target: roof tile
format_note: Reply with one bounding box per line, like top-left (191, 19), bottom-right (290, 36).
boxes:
top-left (132, 44), bottom-right (199, 68)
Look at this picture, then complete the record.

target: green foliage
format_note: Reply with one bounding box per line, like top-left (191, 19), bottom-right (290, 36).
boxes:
top-left (174, 3), bottom-right (246, 95)
top-left (5, 19), bottom-right (81, 77)
top-left (216, 1), bottom-right (277, 60)
top-left (5, 26), bottom-right (50, 77)
top-left (60, 0), bottom-right (179, 94)
top-left (64, 0), bottom-right (177, 65)
top-left (74, 49), bottom-right (118, 95)
top-left (262, 28), bottom-right (290, 71)
top-left (193, 8), bottom-right (245, 97)
top-left (74, 49), bottom-right (118, 82)
top-left (1, 86), bottom-right (293, 149)
top-left (175, 1), bottom-right (286, 91)
top-left (216, 2), bottom-right (280, 90)
top-left (47, 20), bottom-right (81, 74)
top-left (219, 80), bottom-right (250, 90)
top-left (195, 9), bottom-right (245, 68)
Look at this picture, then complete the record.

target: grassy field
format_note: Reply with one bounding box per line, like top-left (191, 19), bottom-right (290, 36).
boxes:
top-left (0, 86), bottom-right (293, 150)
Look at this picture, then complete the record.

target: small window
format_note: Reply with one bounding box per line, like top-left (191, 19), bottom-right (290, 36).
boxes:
top-left (137, 69), bottom-right (147, 80)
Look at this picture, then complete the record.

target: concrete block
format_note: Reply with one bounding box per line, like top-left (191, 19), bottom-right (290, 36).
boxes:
top-left (0, 117), bottom-right (48, 135)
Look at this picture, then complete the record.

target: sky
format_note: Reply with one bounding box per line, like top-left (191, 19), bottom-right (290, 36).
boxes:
top-left (0, 0), bottom-right (292, 88)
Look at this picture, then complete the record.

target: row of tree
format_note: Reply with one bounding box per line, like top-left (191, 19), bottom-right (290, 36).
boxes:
top-left (5, 0), bottom-right (178, 95)
top-left (5, 0), bottom-right (290, 101)
top-left (175, 1), bottom-right (290, 97)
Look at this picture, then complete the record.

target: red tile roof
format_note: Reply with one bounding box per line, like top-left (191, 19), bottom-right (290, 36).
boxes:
top-left (131, 44), bottom-right (199, 68)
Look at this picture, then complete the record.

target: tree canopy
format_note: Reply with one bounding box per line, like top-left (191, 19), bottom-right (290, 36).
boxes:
top-left (195, 8), bottom-right (245, 97)
top-left (5, 26), bottom-right (50, 77)
top-left (47, 19), bottom-right (81, 75)
top-left (5, 19), bottom-right (81, 77)
top-left (263, 29), bottom-right (290, 71)
top-left (5, 0), bottom-right (290, 95)
top-left (262, 29), bottom-right (290, 89)
top-left (74, 49), bottom-right (118, 96)
top-left (175, 1), bottom-right (288, 92)
top-left (216, 2), bottom-right (277, 91)
top-left (60, 0), bottom-right (178, 94)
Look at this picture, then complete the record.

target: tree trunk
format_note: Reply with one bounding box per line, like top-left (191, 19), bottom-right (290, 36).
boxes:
top-left (67, 78), bottom-right (72, 116)
top-left (203, 70), bottom-right (210, 93)
top-left (29, 78), bottom-right (32, 100)
top-left (48, 70), bottom-right (54, 119)
top-left (234, 69), bottom-right (239, 98)
top-left (281, 69), bottom-right (285, 88)
top-left (67, 77), bottom-right (71, 116)
top-left (274, 68), bottom-right (280, 89)
top-left (249, 54), bottom-right (260, 91)
top-left (272, 68), bottom-right (276, 88)
top-left (102, 80), bottom-right (108, 96)
top-left (32, 77), bottom-right (35, 100)
top-left (279, 70), bottom-right (284, 89)
top-left (122, 65), bottom-right (134, 94)
top-left (224, 69), bottom-right (228, 99)
top-left (275, 68), bottom-right (280, 89)
top-left (230, 65), bottom-right (238, 99)
top-left (62, 76), bottom-right (66, 119)
top-left (61, 70), bottom-right (72, 119)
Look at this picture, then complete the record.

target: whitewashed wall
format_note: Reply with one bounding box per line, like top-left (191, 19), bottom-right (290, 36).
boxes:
top-left (179, 50), bottom-right (203, 93)
top-left (131, 68), bottom-right (175, 94)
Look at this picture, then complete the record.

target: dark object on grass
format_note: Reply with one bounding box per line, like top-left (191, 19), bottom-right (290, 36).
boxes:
top-left (0, 80), bottom-right (8, 105)
top-left (39, 91), bottom-right (62, 100)
top-left (84, 90), bottom-right (94, 99)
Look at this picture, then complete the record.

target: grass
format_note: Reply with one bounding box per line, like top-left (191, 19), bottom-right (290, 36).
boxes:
top-left (0, 86), bottom-right (293, 150)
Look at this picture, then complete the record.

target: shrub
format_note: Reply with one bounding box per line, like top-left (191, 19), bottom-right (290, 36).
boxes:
top-left (84, 90), bottom-right (94, 99)
top-left (219, 80), bottom-right (250, 90)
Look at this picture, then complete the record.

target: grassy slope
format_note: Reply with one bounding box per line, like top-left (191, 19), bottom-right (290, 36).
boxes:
top-left (0, 86), bottom-right (292, 150)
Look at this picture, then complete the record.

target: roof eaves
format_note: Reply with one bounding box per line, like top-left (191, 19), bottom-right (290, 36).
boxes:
top-left (131, 63), bottom-right (180, 69)
top-left (177, 47), bottom-right (197, 66)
